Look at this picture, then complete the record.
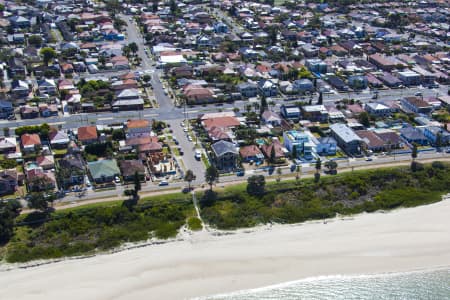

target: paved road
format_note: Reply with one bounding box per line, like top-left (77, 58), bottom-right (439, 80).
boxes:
top-left (167, 119), bottom-right (205, 184)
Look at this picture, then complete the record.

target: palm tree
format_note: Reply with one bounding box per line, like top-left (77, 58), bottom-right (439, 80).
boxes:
top-left (315, 158), bottom-right (321, 174)
top-left (205, 165), bottom-right (219, 191)
top-left (295, 165), bottom-right (301, 183)
top-left (184, 169), bottom-right (195, 191)
top-left (411, 143), bottom-right (418, 162)
top-left (276, 167), bottom-right (282, 182)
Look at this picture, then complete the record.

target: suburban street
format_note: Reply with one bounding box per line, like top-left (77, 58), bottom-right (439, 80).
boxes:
top-left (1, 11), bottom-right (449, 206)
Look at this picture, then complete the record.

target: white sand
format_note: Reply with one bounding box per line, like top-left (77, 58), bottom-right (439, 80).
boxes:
top-left (2, 198), bottom-right (450, 300)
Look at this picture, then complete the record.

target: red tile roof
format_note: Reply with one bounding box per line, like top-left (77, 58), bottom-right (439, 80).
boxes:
top-left (77, 126), bottom-right (98, 141)
top-left (203, 116), bottom-right (240, 130)
top-left (127, 119), bottom-right (150, 129)
top-left (239, 145), bottom-right (262, 159)
top-left (21, 133), bottom-right (41, 147)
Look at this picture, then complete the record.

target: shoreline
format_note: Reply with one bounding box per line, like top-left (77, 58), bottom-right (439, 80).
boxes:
top-left (1, 196), bottom-right (450, 300)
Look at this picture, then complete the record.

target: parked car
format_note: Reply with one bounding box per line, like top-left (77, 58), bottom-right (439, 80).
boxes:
top-left (159, 180), bottom-right (169, 186)
top-left (236, 169), bottom-right (245, 176)
top-left (194, 150), bottom-right (201, 160)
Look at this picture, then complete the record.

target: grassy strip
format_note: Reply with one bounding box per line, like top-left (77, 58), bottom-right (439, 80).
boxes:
top-left (3, 194), bottom-right (194, 263)
top-left (201, 153), bottom-right (210, 168)
top-left (199, 163), bottom-right (450, 230)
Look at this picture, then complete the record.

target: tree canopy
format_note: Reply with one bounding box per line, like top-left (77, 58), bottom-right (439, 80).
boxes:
top-left (247, 175), bottom-right (266, 196)
top-left (205, 165), bottom-right (219, 190)
top-left (40, 47), bottom-right (57, 66)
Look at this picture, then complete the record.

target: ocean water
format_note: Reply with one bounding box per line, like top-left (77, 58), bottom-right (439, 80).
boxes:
top-left (201, 268), bottom-right (450, 300)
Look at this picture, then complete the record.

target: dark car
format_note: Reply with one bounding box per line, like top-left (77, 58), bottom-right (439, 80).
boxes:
top-left (236, 169), bottom-right (245, 176)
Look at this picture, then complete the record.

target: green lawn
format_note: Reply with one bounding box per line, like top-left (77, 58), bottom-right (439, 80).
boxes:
top-left (201, 153), bottom-right (210, 168)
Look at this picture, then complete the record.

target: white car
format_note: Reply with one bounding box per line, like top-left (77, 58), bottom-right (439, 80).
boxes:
top-left (114, 176), bottom-right (121, 183)
top-left (183, 127), bottom-right (188, 132)
top-left (187, 136), bottom-right (193, 142)
top-left (194, 150), bottom-right (202, 160)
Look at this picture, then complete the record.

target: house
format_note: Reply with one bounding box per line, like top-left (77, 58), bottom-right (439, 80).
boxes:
top-left (375, 131), bottom-right (404, 149)
top-left (0, 100), bottom-right (13, 119)
top-left (368, 53), bottom-right (396, 71)
top-left (125, 136), bottom-right (161, 154)
top-left (10, 80), bottom-right (30, 99)
top-left (202, 116), bottom-right (241, 131)
top-left (239, 145), bottom-right (264, 164)
top-left (9, 16), bottom-right (30, 28)
top-left (401, 97), bottom-right (433, 114)
top-left (348, 75), bottom-right (368, 90)
top-left (316, 137), bottom-right (337, 155)
top-left (58, 155), bottom-right (85, 188)
top-left (261, 139), bottom-right (286, 162)
top-left (77, 126), bottom-right (98, 144)
top-left (0, 137), bottom-right (17, 154)
top-left (237, 82), bottom-right (258, 98)
top-left (283, 130), bottom-right (314, 159)
top-left (398, 70), bottom-right (421, 86)
top-left (37, 79), bottom-right (57, 96)
top-left (326, 75), bottom-right (347, 91)
top-left (399, 126), bottom-right (428, 146)
top-left (8, 57), bottom-right (26, 77)
top-left (20, 106), bottom-right (39, 119)
top-left (88, 159), bottom-right (120, 184)
top-left (36, 155), bottom-right (55, 170)
top-left (112, 99), bottom-right (144, 111)
top-left (330, 123), bottom-right (363, 156)
top-left (210, 140), bottom-right (238, 172)
top-left (126, 119), bottom-right (151, 138)
top-left (258, 79), bottom-right (278, 97)
top-left (21, 134), bottom-right (41, 152)
top-left (39, 104), bottom-right (58, 117)
top-left (301, 105), bottom-right (329, 123)
top-left (207, 127), bottom-right (232, 142)
top-left (261, 110), bottom-right (282, 126)
top-left (49, 130), bottom-right (70, 149)
top-left (183, 84), bottom-right (215, 104)
top-left (0, 169), bottom-right (18, 196)
top-left (305, 59), bottom-right (328, 74)
top-left (423, 126), bottom-right (450, 146)
top-left (280, 105), bottom-right (301, 121)
top-left (119, 160), bottom-right (146, 182)
top-left (365, 102), bottom-right (392, 117)
top-left (356, 130), bottom-right (386, 152)
top-left (293, 79), bottom-right (314, 94)
top-left (378, 72), bottom-right (402, 88)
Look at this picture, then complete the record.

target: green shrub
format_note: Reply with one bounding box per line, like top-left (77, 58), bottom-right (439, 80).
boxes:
top-left (187, 217), bottom-right (202, 231)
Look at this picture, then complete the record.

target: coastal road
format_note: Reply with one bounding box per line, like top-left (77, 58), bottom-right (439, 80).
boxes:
top-left (44, 152), bottom-right (450, 211)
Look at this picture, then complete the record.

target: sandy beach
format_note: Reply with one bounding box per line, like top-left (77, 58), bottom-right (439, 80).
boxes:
top-left (1, 197), bottom-right (450, 300)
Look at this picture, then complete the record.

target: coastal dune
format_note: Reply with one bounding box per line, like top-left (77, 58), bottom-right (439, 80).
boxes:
top-left (2, 197), bottom-right (450, 300)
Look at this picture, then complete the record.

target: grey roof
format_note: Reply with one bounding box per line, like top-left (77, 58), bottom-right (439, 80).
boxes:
top-left (112, 99), bottom-right (144, 106)
top-left (211, 140), bottom-right (238, 157)
top-left (330, 123), bottom-right (362, 143)
top-left (318, 137), bottom-right (337, 144)
top-left (88, 159), bottom-right (120, 179)
top-left (399, 126), bottom-right (426, 140)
